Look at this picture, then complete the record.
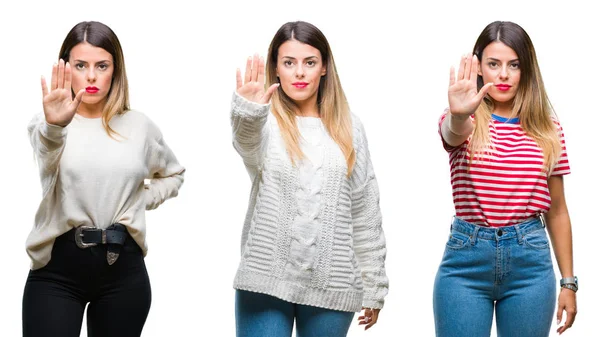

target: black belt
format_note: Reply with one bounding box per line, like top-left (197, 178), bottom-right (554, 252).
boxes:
top-left (73, 224), bottom-right (128, 265)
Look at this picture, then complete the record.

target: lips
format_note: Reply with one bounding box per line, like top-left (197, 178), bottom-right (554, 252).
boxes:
top-left (495, 84), bottom-right (512, 92)
top-left (86, 86), bottom-right (99, 94)
top-left (292, 82), bottom-right (308, 89)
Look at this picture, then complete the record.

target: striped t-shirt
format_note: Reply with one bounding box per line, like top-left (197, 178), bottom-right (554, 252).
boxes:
top-left (439, 113), bottom-right (570, 227)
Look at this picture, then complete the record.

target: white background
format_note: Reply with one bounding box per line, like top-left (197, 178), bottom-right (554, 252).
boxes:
top-left (1, 0), bottom-right (598, 336)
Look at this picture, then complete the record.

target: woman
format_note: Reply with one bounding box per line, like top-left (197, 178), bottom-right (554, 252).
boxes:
top-left (230, 21), bottom-right (388, 337)
top-left (434, 21), bottom-right (577, 336)
top-left (23, 21), bottom-right (184, 337)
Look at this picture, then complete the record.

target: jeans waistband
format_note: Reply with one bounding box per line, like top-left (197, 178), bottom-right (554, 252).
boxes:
top-left (451, 216), bottom-right (544, 242)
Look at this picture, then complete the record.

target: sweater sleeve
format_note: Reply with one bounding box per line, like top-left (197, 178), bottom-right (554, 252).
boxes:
top-left (230, 91), bottom-right (271, 179)
top-left (350, 117), bottom-right (389, 309)
top-left (27, 113), bottom-right (67, 198)
top-left (145, 123), bottom-right (185, 210)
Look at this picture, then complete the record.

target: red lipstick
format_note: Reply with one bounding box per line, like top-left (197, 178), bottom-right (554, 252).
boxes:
top-left (292, 82), bottom-right (308, 89)
top-left (495, 84), bottom-right (511, 92)
top-left (86, 86), bottom-right (99, 94)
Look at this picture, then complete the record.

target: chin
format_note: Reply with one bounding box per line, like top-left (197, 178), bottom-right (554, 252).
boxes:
top-left (490, 94), bottom-right (516, 103)
top-left (286, 92), bottom-right (316, 103)
top-left (82, 96), bottom-right (106, 105)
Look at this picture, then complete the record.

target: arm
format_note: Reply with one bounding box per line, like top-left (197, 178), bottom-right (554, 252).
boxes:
top-left (145, 131), bottom-right (185, 211)
top-left (231, 54), bottom-right (279, 178)
top-left (443, 54), bottom-right (493, 147)
top-left (230, 92), bottom-right (271, 178)
top-left (440, 110), bottom-right (473, 147)
top-left (544, 176), bottom-right (577, 335)
top-left (28, 114), bottom-right (67, 197)
top-left (30, 59), bottom-right (85, 197)
top-left (351, 121), bottom-right (389, 314)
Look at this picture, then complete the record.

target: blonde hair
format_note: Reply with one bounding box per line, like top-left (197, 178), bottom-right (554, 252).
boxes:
top-left (266, 21), bottom-right (355, 176)
top-left (469, 21), bottom-right (561, 172)
top-left (59, 21), bottom-right (129, 138)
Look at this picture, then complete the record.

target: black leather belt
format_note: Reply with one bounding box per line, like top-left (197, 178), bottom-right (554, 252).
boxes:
top-left (73, 224), bottom-right (128, 265)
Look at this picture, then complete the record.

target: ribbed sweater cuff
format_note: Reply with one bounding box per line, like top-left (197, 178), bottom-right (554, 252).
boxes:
top-left (231, 92), bottom-right (270, 118)
top-left (41, 121), bottom-right (67, 140)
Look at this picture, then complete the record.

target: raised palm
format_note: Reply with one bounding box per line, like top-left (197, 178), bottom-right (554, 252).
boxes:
top-left (41, 59), bottom-right (85, 127)
top-left (448, 54), bottom-right (493, 117)
top-left (236, 54), bottom-right (279, 104)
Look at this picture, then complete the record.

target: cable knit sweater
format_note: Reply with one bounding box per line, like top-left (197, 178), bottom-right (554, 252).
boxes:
top-left (27, 111), bottom-right (184, 270)
top-left (231, 92), bottom-right (388, 312)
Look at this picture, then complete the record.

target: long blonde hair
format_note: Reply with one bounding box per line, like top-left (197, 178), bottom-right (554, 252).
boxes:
top-left (266, 21), bottom-right (355, 176)
top-left (59, 21), bottom-right (129, 138)
top-left (470, 21), bottom-right (561, 172)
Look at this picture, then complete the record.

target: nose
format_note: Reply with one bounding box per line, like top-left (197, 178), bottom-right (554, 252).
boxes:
top-left (295, 65), bottom-right (305, 78)
top-left (87, 68), bottom-right (97, 82)
top-left (499, 65), bottom-right (509, 80)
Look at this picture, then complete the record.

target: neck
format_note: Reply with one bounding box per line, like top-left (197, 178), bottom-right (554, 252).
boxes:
top-left (492, 99), bottom-right (516, 119)
top-left (77, 99), bottom-right (107, 119)
top-left (294, 96), bottom-right (320, 118)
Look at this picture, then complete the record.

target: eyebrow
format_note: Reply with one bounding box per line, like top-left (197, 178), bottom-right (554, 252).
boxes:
top-left (73, 59), bottom-right (112, 63)
top-left (281, 56), bottom-right (319, 61)
top-left (486, 57), bottom-right (519, 62)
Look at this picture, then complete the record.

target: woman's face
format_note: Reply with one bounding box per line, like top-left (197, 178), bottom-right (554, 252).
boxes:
top-left (478, 41), bottom-right (521, 104)
top-left (68, 42), bottom-right (114, 107)
top-left (276, 39), bottom-right (326, 106)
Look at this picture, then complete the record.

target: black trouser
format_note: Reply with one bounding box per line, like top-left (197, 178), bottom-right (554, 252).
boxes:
top-left (23, 228), bottom-right (151, 337)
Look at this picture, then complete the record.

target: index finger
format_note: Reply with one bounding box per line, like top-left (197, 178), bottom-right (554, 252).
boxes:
top-left (244, 57), bottom-right (252, 84)
top-left (564, 309), bottom-right (576, 330)
top-left (470, 55), bottom-right (480, 82)
top-left (64, 62), bottom-right (72, 93)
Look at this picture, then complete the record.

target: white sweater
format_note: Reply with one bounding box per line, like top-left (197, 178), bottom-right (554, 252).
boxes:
top-left (231, 93), bottom-right (388, 312)
top-left (27, 111), bottom-right (184, 270)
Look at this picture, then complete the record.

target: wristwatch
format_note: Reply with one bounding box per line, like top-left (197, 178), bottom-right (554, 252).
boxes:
top-left (560, 276), bottom-right (578, 293)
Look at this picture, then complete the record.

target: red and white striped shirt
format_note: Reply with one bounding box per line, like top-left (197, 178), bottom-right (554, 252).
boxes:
top-left (439, 113), bottom-right (570, 227)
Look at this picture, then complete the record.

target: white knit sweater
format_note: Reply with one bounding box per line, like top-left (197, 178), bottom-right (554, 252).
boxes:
top-left (27, 111), bottom-right (184, 270)
top-left (231, 92), bottom-right (388, 312)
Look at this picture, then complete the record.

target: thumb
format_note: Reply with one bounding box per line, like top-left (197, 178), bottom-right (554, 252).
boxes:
top-left (72, 89), bottom-right (85, 110)
top-left (475, 82), bottom-right (493, 102)
top-left (261, 83), bottom-right (280, 104)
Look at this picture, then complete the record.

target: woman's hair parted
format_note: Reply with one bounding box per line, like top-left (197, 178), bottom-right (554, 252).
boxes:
top-left (470, 21), bottom-right (561, 172)
top-left (59, 21), bottom-right (129, 138)
top-left (265, 21), bottom-right (355, 176)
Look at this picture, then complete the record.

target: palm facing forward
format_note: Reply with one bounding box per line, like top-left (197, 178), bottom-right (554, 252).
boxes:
top-left (41, 59), bottom-right (85, 127)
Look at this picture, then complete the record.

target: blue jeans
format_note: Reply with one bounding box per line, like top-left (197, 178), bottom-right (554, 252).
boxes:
top-left (433, 217), bottom-right (556, 337)
top-left (235, 290), bottom-right (354, 337)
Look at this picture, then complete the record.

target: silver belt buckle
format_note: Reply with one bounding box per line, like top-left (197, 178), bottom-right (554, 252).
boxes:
top-left (75, 226), bottom-right (99, 249)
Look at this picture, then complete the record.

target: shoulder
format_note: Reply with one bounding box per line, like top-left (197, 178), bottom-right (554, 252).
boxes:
top-left (350, 112), bottom-right (367, 139)
top-left (120, 110), bottom-right (164, 139)
top-left (550, 115), bottom-right (564, 128)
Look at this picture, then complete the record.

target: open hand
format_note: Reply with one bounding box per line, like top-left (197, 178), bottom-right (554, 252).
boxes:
top-left (236, 54), bottom-right (279, 104)
top-left (41, 59), bottom-right (85, 127)
top-left (448, 54), bottom-right (492, 118)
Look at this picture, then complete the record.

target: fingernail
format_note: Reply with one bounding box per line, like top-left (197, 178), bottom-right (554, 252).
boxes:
top-left (557, 319), bottom-right (560, 325)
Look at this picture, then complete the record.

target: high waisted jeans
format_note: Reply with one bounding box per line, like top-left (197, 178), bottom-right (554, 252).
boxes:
top-left (433, 216), bottom-right (556, 337)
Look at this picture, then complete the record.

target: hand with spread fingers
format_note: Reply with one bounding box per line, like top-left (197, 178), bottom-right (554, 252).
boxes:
top-left (556, 288), bottom-right (577, 335)
top-left (236, 54), bottom-right (279, 104)
top-left (357, 307), bottom-right (380, 331)
top-left (448, 54), bottom-right (493, 118)
top-left (41, 59), bottom-right (85, 127)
